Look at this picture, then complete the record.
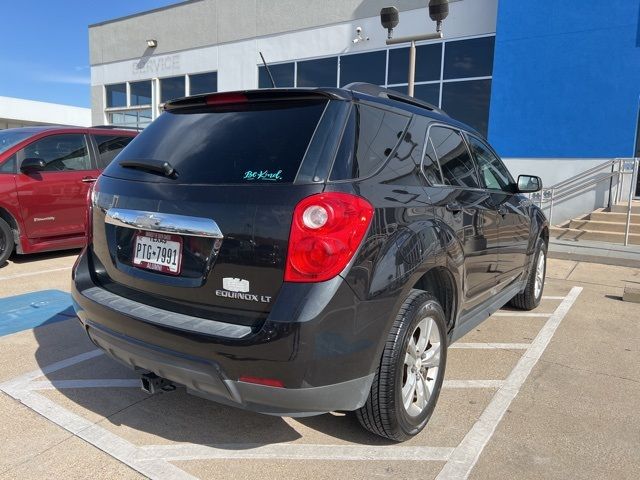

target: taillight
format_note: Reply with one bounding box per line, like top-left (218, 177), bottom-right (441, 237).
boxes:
top-left (284, 192), bottom-right (374, 283)
top-left (205, 92), bottom-right (247, 106)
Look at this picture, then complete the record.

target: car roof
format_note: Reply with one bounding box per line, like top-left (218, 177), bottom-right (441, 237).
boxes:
top-left (2, 126), bottom-right (137, 135)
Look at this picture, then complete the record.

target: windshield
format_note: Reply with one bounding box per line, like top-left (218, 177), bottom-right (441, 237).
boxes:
top-left (0, 130), bottom-right (33, 156)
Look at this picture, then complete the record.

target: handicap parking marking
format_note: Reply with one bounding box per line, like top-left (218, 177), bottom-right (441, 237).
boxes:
top-left (0, 289), bottom-right (75, 336)
top-left (0, 287), bottom-right (583, 480)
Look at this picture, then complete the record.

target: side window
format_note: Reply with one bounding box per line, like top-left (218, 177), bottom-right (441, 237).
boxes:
top-left (466, 135), bottom-right (513, 191)
top-left (428, 126), bottom-right (480, 188)
top-left (422, 137), bottom-right (443, 185)
top-left (377, 115), bottom-right (429, 186)
top-left (94, 135), bottom-right (134, 169)
top-left (330, 104), bottom-right (410, 180)
top-left (0, 155), bottom-right (16, 174)
top-left (18, 134), bottom-right (91, 172)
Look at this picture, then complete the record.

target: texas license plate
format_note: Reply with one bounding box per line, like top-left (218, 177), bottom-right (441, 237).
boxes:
top-left (133, 231), bottom-right (183, 275)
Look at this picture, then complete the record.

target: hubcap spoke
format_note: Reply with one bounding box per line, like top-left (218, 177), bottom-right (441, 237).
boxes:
top-left (415, 375), bottom-right (428, 410)
top-left (415, 318), bottom-right (430, 355)
top-left (422, 343), bottom-right (441, 368)
top-left (402, 372), bottom-right (417, 410)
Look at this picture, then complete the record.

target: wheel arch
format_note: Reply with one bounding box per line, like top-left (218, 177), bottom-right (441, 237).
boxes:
top-left (411, 266), bottom-right (457, 332)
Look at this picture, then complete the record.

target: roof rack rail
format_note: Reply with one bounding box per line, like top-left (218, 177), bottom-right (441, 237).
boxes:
top-left (344, 82), bottom-right (448, 117)
top-left (91, 125), bottom-right (143, 131)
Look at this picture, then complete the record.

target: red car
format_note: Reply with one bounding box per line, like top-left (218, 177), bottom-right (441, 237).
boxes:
top-left (0, 126), bottom-right (137, 264)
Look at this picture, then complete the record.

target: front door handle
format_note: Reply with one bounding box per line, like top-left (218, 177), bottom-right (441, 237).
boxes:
top-left (446, 202), bottom-right (462, 214)
top-left (497, 205), bottom-right (509, 216)
top-left (81, 177), bottom-right (97, 183)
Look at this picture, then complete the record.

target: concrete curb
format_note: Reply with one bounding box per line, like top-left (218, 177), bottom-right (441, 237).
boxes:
top-left (548, 240), bottom-right (640, 268)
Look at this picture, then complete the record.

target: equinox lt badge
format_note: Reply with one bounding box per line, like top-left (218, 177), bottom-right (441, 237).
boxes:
top-left (217, 278), bottom-right (272, 303)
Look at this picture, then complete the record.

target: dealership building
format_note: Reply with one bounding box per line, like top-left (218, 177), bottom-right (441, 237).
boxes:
top-left (89, 0), bottom-right (640, 221)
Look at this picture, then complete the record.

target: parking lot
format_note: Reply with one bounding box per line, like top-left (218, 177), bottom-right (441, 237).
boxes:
top-left (0, 251), bottom-right (638, 480)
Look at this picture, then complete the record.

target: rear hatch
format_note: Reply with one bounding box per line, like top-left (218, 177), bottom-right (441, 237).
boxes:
top-left (90, 91), bottom-right (349, 328)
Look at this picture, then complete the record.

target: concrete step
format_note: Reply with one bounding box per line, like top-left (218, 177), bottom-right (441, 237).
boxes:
top-left (589, 211), bottom-right (640, 224)
top-left (550, 226), bottom-right (640, 245)
top-left (610, 203), bottom-right (640, 214)
top-left (569, 219), bottom-right (640, 234)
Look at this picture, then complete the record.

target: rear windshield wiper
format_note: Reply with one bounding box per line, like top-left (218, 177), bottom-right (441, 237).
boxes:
top-left (119, 159), bottom-right (176, 177)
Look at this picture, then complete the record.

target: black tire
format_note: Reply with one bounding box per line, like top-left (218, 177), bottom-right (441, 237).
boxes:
top-left (509, 238), bottom-right (547, 310)
top-left (356, 289), bottom-right (447, 441)
top-left (0, 218), bottom-right (14, 266)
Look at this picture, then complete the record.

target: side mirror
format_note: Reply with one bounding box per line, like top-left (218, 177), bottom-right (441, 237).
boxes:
top-left (20, 157), bottom-right (46, 173)
top-left (516, 174), bottom-right (542, 193)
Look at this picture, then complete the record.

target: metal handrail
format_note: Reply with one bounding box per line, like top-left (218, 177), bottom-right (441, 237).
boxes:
top-left (532, 157), bottom-right (638, 246)
top-left (550, 159), bottom-right (618, 190)
top-left (551, 172), bottom-right (619, 203)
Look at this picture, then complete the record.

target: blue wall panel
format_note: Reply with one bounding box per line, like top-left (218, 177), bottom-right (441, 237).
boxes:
top-left (488, 1), bottom-right (640, 158)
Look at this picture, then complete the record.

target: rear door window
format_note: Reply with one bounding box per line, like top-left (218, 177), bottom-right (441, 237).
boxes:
top-left (94, 135), bottom-right (134, 169)
top-left (107, 100), bottom-right (327, 184)
top-left (428, 126), bottom-right (480, 188)
top-left (17, 134), bottom-right (92, 172)
top-left (330, 104), bottom-right (410, 180)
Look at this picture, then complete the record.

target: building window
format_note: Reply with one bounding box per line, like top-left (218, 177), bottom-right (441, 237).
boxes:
top-left (258, 63), bottom-right (294, 88)
top-left (297, 57), bottom-right (338, 88)
top-left (160, 76), bottom-right (185, 103)
top-left (105, 83), bottom-right (127, 108)
top-left (441, 79), bottom-right (492, 137)
top-left (130, 81), bottom-right (152, 106)
top-left (389, 83), bottom-right (440, 107)
top-left (108, 109), bottom-right (152, 130)
top-left (443, 36), bottom-right (495, 80)
top-left (340, 51), bottom-right (386, 87)
top-left (254, 34), bottom-right (494, 136)
top-left (190, 72), bottom-right (218, 95)
top-left (388, 43), bottom-right (441, 84)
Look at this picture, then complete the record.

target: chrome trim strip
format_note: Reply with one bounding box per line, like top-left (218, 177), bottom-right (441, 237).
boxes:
top-left (105, 208), bottom-right (223, 238)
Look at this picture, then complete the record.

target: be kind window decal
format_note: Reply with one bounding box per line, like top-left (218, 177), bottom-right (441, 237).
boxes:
top-left (243, 170), bottom-right (283, 181)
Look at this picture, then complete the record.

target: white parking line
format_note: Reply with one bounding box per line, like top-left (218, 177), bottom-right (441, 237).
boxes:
top-left (450, 343), bottom-right (530, 350)
top-left (542, 296), bottom-right (566, 300)
top-left (0, 266), bottom-right (72, 282)
top-left (29, 379), bottom-right (141, 390)
top-left (443, 380), bottom-right (504, 389)
top-left (493, 312), bottom-right (551, 317)
top-left (435, 286), bottom-right (582, 480)
top-left (137, 443), bottom-right (455, 462)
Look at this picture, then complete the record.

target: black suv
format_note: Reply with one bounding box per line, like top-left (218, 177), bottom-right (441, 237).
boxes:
top-left (71, 83), bottom-right (547, 441)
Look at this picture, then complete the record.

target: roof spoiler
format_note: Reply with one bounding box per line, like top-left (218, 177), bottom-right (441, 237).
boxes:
top-left (164, 89), bottom-right (344, 111)
top-left (344, 82), bottom-right (448, 116)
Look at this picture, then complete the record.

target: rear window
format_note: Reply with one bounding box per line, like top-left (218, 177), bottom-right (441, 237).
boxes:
top-left (105, 100), bottom-right (327, 184)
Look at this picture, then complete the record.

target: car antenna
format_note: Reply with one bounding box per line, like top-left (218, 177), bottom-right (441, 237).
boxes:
top-left (259, 51), bottom-right (277, 88)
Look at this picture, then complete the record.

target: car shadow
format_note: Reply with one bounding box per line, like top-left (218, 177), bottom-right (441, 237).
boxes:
top-left (32, 314), bottom-right (389, 449)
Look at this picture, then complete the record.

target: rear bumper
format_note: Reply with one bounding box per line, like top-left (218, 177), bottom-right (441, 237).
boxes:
top-left (71, 248), bottom-right (390, 416)
top-left (85, 320), bottom-right (373, 416)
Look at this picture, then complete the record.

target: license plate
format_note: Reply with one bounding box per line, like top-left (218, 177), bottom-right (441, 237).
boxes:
top-left (133, 231), bottom-right (183, 275)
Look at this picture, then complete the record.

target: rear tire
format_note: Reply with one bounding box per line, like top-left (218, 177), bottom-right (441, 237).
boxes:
top-left (509, 238), bottom-right (547, 311)
top-left (0, 218), bottom-right (14, 266)
top-left (356, 289), bottom-right (447, 441)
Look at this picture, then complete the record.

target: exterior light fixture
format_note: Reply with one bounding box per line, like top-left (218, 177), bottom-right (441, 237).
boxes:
top-left (146, 39), bottom-right (158, 48)
top-left (379, 0), bottom-right (449, 97)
